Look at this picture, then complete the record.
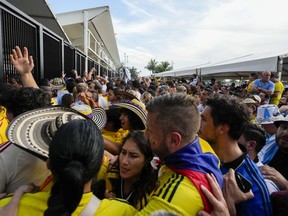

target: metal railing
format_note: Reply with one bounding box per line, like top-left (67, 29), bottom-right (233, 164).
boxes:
top-left (0, 1), bottom-right (114, 83)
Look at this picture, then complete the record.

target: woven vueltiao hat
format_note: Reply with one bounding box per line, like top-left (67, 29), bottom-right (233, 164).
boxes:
top-left (50, 78), bottom-right (65, 90)
top-left (71, 104), bottom-right (107, 130)
top-left (119, 91), bottom-right (139, 101)
top-left (6, 106), bottom-right (104, 160)
top-left (88, 107), bottom-right (107, 130)
top-left (111, 99), bottom-right (147, 129)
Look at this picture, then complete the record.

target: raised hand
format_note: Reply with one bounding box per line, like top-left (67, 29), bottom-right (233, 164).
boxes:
top-left (10, 46), bottom-right (34, 75)
top-left (9, 46), bottom-right (38, 88)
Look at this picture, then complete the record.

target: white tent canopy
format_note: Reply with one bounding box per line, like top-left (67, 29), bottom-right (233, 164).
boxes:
top-left (156, 66), bottom-right (198, 77)
top-left (201, 57), bottom-right (277, 75)
top-left (157, 51), bottom-right (288, 79)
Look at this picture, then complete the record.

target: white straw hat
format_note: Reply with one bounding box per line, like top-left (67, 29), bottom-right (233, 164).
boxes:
top-left (111, 99), bottom-right (147, 129)
top-left (6, 106), bottom-right (104, 159)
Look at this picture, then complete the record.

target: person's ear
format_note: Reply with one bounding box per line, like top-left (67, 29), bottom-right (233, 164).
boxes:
top-left (167, 131), bottom-right (182, 151)
top-left (247, 141), bottom-right (257, 151)
top-left (217, 124), bottom-right (229, 135)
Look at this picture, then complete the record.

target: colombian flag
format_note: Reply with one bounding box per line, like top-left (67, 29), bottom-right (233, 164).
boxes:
top-left (164, 136), bottom-right (223, 213)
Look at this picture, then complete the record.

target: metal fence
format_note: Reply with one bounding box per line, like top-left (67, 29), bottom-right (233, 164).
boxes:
top-left (0, 1), bottom-right (113, 83)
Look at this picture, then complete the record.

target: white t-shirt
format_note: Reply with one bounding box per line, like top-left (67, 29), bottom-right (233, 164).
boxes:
top-left (0, 143), bottom-right (50, 193)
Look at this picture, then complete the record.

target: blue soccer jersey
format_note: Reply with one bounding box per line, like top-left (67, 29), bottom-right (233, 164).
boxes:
top-left (221, 154), bottom-right (272, 216)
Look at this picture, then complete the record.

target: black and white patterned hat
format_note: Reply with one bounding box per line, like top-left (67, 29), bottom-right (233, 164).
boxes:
top-left (6, 106), bottom-right (105, 159)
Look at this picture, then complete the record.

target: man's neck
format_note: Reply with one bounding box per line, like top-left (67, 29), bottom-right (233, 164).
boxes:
top-left (213, 139), bottom-right (243, 163)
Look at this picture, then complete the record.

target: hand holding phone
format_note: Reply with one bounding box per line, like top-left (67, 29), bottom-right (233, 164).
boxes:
top-left (223, 169), bottom-right (254, 215)
top-left (235, 172), bottom-right (252, 193)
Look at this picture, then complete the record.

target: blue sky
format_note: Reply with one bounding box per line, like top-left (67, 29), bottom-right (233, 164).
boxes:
top-left (47, 0), bottom-right (288, 76)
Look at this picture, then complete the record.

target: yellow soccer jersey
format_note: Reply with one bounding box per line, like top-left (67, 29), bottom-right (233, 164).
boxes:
top-left (97, 155), bottom-right (110, 181)
top-left (51, 97), bottom-right (58, 105)
top-left (247, 81), bottom-right (255, 93)
top-left (0, 107), bottom-right (9, 144)
top-left (101, 128), bottom-right (129, 145)
top-left (135, 166), bottom-right (204, 216)
top-left (270, 81), bottom-right (284, 105)
top-left (0, 191), bottom-right (137, 215)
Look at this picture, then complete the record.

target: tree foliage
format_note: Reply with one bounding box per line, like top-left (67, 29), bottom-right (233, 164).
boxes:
top-left (155, 61), bottom-right (173, 73)
top-left (145, 59), bottom-right (173, 74)
top-left (145, 59), bottom-right (158, 74)
top-left (129, 66), bottom-right (140, 79)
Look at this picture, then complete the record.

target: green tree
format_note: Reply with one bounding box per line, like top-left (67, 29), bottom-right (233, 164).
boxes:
top-left (155, 61), bottom-right (173, 73)
top-left (145, 59), bottom-right (158, 75)
top-left (129, 66), bottom-right (140, 79)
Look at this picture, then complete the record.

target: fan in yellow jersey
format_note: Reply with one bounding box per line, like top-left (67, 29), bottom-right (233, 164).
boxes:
top-left (99, 101), bottom-right (145, 181)
top-left (136, 94), bottom-right (223, 216)
top-left (103, 131), bottom-right (158, 211)
top-left (0, 108), bottom-right (136, 215)
top-left (0, 83), bottom-right (14, 144)
top-left (0, 191), bottom-right (136, 215)
top-left (104, 99), bottom-right (147, 155)
top-left (101, 108), bottom-right (129, 146)
top-left (246, 72), bottom-right (258, 94)
top-left (270, 72), bottom-right (284, 106)
top-left (0, 107), bottom-right (9, 144)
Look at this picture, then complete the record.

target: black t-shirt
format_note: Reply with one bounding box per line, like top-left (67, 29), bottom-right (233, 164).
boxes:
top-left (268, 149), bottom-right (288, 180)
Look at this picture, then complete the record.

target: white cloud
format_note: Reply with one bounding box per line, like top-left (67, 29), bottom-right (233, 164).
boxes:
top-left (114, 0), bottom-right (288, 75)
top-left (48, 0), bottom-right (288, 76)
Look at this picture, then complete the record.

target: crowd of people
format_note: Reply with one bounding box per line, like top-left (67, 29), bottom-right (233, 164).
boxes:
top-left (0, 46), bottom-right (287, 215)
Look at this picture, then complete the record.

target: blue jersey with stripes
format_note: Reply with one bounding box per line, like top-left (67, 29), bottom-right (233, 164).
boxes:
top-left (221, 154), bottom-right (272, 216)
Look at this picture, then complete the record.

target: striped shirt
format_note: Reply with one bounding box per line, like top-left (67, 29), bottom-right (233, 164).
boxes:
top-left (221, 154), bottom-right (272, 216)
top-left (135, 166), bottom-right (203, 216)
top-left (136, 137), bottom-right (222, 216)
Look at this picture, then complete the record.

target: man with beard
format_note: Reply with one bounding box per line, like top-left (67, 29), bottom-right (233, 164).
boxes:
top-left (199, 94), bottom-right (272, 216)
top-left (259, 115), bottom-right (288, 186)
top-left (258, 115), bottom-right (288, 215)
top-left (136, 93), bottom-right (223, 216)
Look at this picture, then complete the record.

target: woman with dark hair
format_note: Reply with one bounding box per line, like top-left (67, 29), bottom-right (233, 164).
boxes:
top-left (107, 86), bottom-right (122, 104)
top-left (103, 99), bottom-right (147, 155)
top-left (105, 131), bottom-right (158, 210)
top-left (0, 120), bottom-right (137, 215)
top-left (119, 108), bottom-right (145, 131)
top-left (45, 120), bottom-right (103, 215)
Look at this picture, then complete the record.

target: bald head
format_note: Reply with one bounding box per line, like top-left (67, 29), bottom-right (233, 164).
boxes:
top-left (261, 71), bottom-right (271, 82)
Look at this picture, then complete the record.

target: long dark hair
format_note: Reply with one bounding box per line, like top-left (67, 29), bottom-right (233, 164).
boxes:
top-left (44, 120), bottom-right (104, 216)
top-left (119, 131), bottom-right (157, 209)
